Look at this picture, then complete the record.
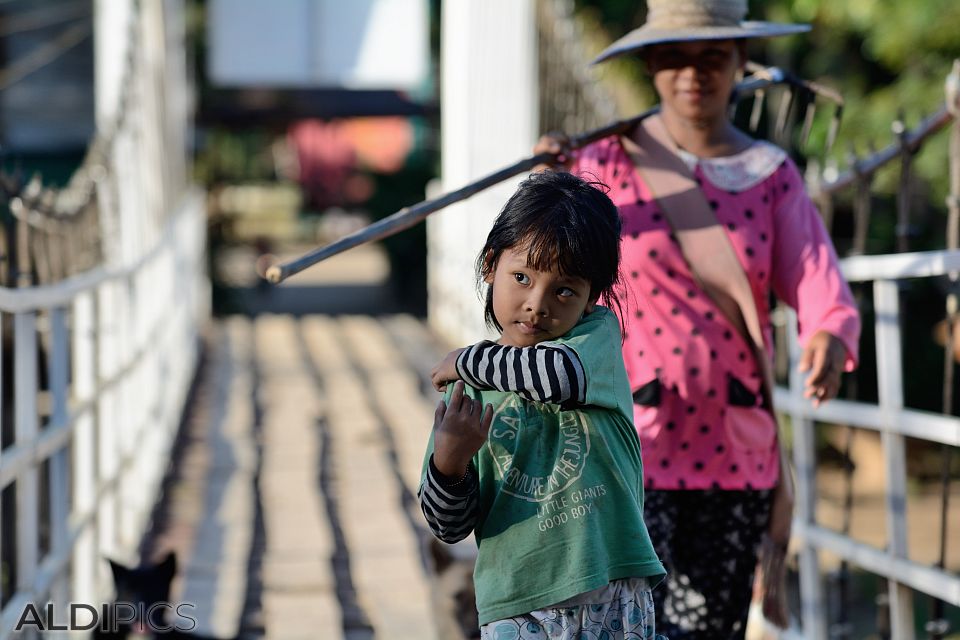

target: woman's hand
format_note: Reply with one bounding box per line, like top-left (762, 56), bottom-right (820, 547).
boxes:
top-left (432, 381), bottom-right (494, 479)
top-left (798, 330), bottom-right (847, 407)
top-left (533, 132), bottom-right (573, 171)
top-left (431, 348), bottom-right (465, 392)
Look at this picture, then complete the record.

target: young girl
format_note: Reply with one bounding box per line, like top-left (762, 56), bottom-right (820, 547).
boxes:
top-left (418, 170), bottom-right (665, 639)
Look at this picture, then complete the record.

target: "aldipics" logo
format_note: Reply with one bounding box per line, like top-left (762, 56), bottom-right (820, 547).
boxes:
top-left (14, 602), bottom-right (198, 632)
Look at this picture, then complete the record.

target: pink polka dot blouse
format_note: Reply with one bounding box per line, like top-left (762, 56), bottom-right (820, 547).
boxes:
top-left (573, 136), bottom-right (860, 491)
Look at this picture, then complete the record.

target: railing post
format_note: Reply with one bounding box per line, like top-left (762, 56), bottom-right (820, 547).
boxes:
top-left (95, 281), bottom-right (117, 590)
top-left (71, 291), bottom-right (97, 604)
top-left (787, 310), bottom-right (828, 640)
top-left (874, 279), bottom-right (915, 640)
top-left (13, 312), bottom-right (39, 633)
top-left (928, 58), bottom-right (960, 640)
top-left (116, 276), bottom-right (135, 551)
top-left (48, 307), bottom-right (70, 622)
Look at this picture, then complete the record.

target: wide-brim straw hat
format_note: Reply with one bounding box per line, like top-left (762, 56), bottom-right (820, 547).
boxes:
top-left (593, 0), bottom-right (810, 65)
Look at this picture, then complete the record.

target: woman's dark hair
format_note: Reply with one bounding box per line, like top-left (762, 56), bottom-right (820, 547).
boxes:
top-left (477, 170), bottom-right (625, 332)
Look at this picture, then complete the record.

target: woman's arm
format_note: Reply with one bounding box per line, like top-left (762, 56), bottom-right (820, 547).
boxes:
top-left (770, 160), bottom-right (861, 403)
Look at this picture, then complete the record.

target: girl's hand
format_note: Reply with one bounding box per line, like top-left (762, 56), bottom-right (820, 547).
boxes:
top-left (432, 381), bottom-right (494, 479)
top-left (533, 132), bottom-right (573, 171)
top-left (798, 330), bottom-right (847, 408)
top-left (431, 348), bottom-right (465, 392)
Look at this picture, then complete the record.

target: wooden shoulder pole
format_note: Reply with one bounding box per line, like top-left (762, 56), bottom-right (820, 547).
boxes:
top-left (266, 67), bottom-right (800, 283)
top-left (265, 109), bottom-right (658, 284)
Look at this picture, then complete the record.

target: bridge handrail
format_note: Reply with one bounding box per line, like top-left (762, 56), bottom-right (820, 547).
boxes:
top-left (0, 190), bottom-right (207, 640)
top-left (839, 248), bottom-right (960, 282)
top-left (776, 246), bottom-right (960, 637)
top-left (0, 188), bottom-right (203, 313)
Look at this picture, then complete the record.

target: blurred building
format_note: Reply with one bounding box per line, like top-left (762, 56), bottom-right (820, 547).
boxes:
top-left (204, 0), bottom-right (432, 123)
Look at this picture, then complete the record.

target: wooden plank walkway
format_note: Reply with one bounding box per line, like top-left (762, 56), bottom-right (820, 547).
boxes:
top-left (143, 313), bottom-right (472, 640)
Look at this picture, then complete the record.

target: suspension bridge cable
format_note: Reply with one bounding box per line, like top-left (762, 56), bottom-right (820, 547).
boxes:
top-left (0, 1), bottom-right (90, 37)
top-left (0, 20), bottom-right (91, 91)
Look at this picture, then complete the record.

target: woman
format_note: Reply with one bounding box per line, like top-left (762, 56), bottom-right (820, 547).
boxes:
top-left (535, 1), bottom-right (861, 638)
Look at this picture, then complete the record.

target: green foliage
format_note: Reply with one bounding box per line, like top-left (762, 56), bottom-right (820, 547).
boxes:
top-left (575, 0), bottom-right (645, 35)
top-left (759, 0), bottom-right (960, 198)
top-left (756, 0), bottom-right (960, 264)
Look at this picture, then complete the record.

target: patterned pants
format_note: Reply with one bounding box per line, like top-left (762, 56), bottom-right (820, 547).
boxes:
top-left (480, 580), bottom-right (665, 640)
top-left (643, 488), bottom-right (772, 640)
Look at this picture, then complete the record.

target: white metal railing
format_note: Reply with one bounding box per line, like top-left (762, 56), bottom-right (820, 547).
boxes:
top-left (776, 249), bottom-right (960, 640)
top-left (0, 190), bottom-right (207, 639)
top-left (0, 0), bottom-right (205, 637)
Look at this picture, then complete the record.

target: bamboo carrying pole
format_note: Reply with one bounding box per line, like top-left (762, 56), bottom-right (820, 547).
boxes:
top-left (264, 109), bottom-right (655, 283)
top-left (266, 68), bottom-right (800, 284)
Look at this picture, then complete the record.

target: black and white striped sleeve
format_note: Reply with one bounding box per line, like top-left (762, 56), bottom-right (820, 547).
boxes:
top-left (417, 456), bottom-right (479, 544)
top-left (455, 340), bottom-right (587, 405)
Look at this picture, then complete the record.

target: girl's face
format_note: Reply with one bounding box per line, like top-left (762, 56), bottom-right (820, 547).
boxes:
top-left (486, 244), bottom-right (596, 347)
top-left (645, 39), bottom-right (743, 124)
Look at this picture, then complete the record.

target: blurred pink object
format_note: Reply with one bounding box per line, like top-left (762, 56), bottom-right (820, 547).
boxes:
top-left (288, 117), bottom-right (414, 208)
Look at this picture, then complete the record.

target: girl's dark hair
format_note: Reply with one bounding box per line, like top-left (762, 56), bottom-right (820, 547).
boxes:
top-left (477, 170), bottom-right (625, 332)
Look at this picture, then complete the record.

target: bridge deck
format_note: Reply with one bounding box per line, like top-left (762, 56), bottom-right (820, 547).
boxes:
top-left (142, 313), bottom-right (466, 639)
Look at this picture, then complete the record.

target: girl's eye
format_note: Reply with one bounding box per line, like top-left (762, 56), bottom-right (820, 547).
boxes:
top-left (557, 287), bottom-right (575, 298)
top-left (513, 273), bottom-right (530, 285)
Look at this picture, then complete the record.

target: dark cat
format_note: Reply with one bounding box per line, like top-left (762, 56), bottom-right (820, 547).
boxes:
top-left (93, 552), bottom-right (234, 639)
